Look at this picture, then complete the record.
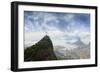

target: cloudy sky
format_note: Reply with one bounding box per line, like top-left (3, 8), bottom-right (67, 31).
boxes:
top-left (24, 11), bottom-right (90, 48)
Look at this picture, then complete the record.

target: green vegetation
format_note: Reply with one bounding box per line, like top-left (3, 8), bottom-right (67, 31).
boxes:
top-left (24, 35), bottom-right (57, 62)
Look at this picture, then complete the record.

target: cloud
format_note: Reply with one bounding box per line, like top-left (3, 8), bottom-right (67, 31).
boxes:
top-left (64, 14), bottom-right (75, 22)
top-left (24, 11), bottom-right (90, 48)
top-left (25, 31), bottom-right (45, 47)
top-left (24, 11), bottom-right (90, 32)
top-left (25, 29), bottom-right (90, 48)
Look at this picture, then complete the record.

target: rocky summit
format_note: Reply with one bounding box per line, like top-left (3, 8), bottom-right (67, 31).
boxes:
top-left (24, 35), bottom-right (57, 61)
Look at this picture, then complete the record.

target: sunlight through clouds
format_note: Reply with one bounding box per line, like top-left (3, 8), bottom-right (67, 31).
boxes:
top-left (24, 11), bottom-right (90, 49)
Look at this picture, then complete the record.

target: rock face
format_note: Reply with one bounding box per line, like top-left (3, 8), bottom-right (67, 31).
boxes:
top-left (24, 35), bottom-right (57, 61)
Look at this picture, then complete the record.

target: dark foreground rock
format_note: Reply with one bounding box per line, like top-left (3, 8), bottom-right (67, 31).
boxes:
top-left (24, 35), bottom-right (57, 61)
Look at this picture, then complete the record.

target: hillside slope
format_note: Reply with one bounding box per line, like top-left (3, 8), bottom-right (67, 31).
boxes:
top-left (24, 35), bottom-right (57, 61)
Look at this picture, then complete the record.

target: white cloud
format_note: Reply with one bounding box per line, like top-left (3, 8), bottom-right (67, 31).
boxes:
top-left (25, 12), bottom-right (59, 32)
top-left (24, 12), bottom-right (90, 49)
top-left (25, 31), bottom-right (45, 47)
top-left (64, 14), bottom-right (75, 22)
top-left (25, 28), bottom-right (90, 49)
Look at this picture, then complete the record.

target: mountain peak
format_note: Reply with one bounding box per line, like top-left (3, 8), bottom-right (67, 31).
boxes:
top-left (73, 37), bottom-right (85, 46)
top-left (24, 35), bottom-right (57, 61)
top-left (39, 35), bottom-right (50, 42)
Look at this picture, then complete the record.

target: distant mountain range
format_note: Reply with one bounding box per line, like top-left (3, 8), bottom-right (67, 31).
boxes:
top-left (73, 38), bottom-right (85, 46)
top-left (66, 37), bottom-right (90, 49)
top-left (54, 37), bottom-right (90, 60)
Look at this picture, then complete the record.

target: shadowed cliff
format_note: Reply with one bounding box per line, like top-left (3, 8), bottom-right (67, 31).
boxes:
top-left (24, 35), bottom-right (57, 61)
